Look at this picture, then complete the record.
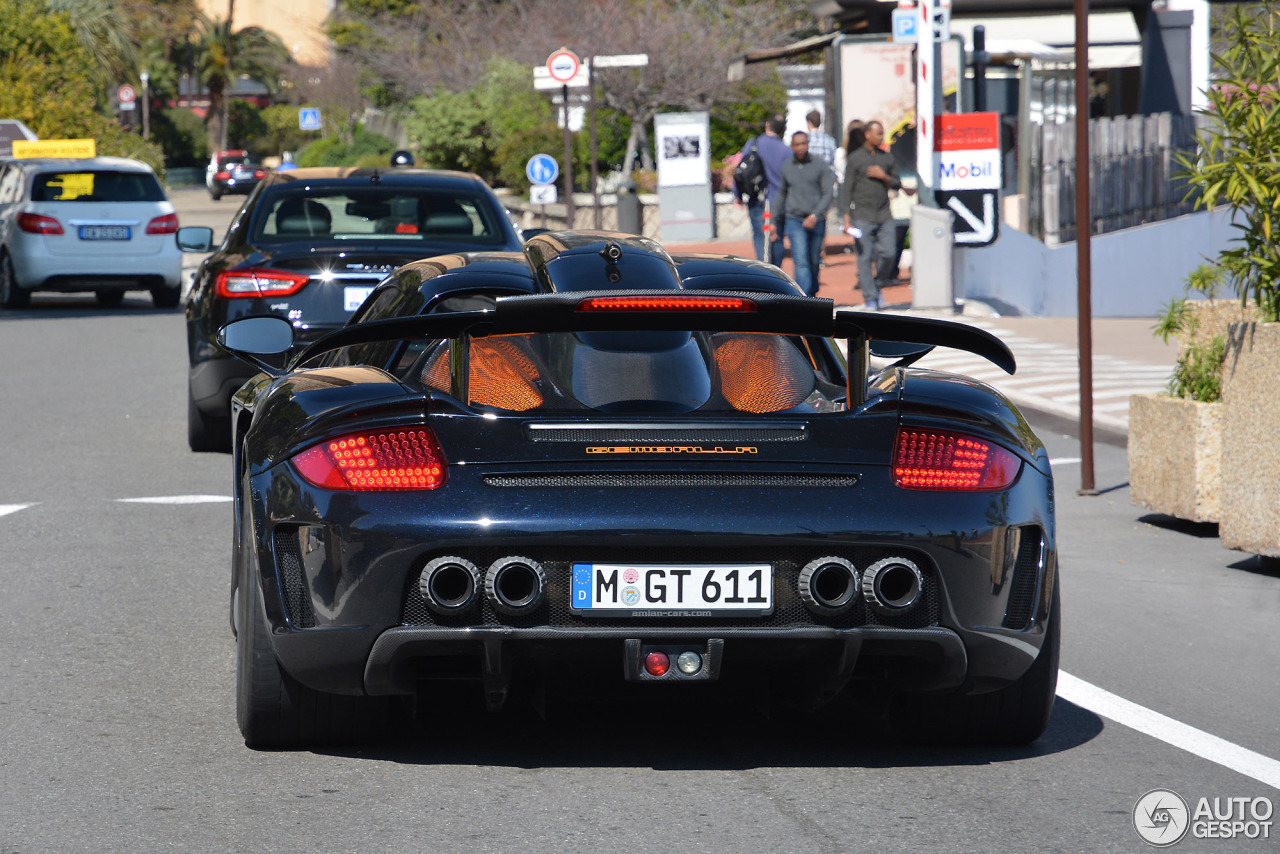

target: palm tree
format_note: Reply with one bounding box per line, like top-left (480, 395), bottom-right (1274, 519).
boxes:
top-left (47, 0), bottom-right (139, 85)
top-left (181, 13), bottom-right (289, 152)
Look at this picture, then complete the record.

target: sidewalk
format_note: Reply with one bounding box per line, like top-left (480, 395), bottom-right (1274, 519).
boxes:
top-left (666, 232), bottom-right (1176, 436)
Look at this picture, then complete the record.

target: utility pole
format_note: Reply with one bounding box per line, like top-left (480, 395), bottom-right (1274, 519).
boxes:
top-left (1075, 0), bottom-right (1097, 495)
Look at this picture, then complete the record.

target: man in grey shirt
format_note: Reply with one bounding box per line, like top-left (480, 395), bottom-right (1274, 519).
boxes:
top-left (841, 120), bottom-right (901, 309)
top-left (773, 131), bottom-right (834, 297)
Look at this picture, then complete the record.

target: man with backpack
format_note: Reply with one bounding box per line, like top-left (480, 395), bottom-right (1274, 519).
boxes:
top-left (731, 114), bottom-right (791, 266)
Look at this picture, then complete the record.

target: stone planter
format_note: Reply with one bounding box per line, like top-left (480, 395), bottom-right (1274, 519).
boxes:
top-left (1128, 393), bottom-right (1224, 523)
top-left (1219, 321), bottom-right (1280, 556)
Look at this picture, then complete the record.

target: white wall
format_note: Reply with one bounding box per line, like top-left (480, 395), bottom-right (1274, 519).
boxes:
top-left (955, 207), bottom-right (1238, 317)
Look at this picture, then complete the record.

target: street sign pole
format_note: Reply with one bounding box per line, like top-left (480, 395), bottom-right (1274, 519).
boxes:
top-left (915, 0), bottom-right (940, 207)
top-left (562, 82), bottom-right (574, 226)
top-left (1075, 0), bottom-right (1097, 495)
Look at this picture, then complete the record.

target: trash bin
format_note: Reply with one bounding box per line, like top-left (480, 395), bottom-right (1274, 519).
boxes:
top-left (616, 179), bottom-right (642, 236)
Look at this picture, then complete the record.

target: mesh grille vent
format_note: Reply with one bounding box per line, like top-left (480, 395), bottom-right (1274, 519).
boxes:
top-left (483, 473), bottom-right (859, 488)
top-left (1001, 526), bottom-right (1042, 630)
top-left (273, 528), bottom-right (315, 629)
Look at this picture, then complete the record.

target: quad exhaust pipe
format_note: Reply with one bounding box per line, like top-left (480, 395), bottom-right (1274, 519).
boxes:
top-left (420, 556), bottom-right (482, 615)
top-left (797, 557), bottom-right (860, 615)
top-left (862, 557), bottom-right (924, 615)
top-left (485, 556), bottom-right (547, 616)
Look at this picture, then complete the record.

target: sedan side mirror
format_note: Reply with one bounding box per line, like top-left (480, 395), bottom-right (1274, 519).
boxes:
top-left (176, 225), bottom-right (214, 252)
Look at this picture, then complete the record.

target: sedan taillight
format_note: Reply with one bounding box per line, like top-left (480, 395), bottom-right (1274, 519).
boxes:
top-left (17, 212), bottom-right (63, 234)
top-left (214, 170), bottom-right (231, 181)
top-left (146, 213), bottom-right (179, 234)
top-left (253, 169), bottom-right (266, 179)
top-left (215, 267), bottom-right (310, 298)
top-left (892, 428), bottom-right (1020, 491)
top-left (293, 429), bottom-right (447, 491)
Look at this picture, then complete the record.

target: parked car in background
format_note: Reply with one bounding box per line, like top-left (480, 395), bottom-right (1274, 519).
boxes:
top-left (0, 156), bottom-right (182, 309)
top-left (206, 150), bottom-right (266, 201)
top-left (182, 166), bottom-right (527, 452)
top-left (215, 230), bottom-right (1059, 750)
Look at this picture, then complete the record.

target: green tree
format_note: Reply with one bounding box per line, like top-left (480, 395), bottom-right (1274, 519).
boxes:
top-left (1180, 2), bottom-right (1280, 321)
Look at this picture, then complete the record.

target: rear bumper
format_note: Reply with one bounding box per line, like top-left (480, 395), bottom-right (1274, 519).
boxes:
top-left (11, 245), bottom-right (181, 291)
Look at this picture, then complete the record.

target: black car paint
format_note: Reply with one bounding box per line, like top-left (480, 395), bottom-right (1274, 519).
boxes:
top-left (186, 168), bottom-right (524, 437)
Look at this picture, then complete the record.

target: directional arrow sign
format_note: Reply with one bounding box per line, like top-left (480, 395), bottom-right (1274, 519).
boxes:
top-left (938, 190), bottom-right (999, 246)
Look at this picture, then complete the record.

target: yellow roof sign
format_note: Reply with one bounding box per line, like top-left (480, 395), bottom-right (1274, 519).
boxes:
top-left (11, 139), bottom-right (97, 159)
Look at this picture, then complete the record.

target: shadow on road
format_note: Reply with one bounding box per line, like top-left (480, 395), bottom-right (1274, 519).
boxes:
top-left (0, 293), bottom-right (181, 319)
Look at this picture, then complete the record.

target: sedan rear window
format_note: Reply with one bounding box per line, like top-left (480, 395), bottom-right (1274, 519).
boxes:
top-left (255, 188), bottom-right (505, 243)
top-left (32, 170), bottom-right (166, 203)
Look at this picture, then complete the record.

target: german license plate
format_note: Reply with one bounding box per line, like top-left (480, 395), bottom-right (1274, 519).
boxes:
top-left (79, 225), bottom-right (130, 240)
top-left (571, 563), bottom-right (773, 617)
top-left (344, 285), bottom-right (375, 311)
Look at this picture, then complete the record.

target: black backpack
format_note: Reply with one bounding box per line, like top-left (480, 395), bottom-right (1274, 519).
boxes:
top-left (733, 137), bottom-right (767, 201)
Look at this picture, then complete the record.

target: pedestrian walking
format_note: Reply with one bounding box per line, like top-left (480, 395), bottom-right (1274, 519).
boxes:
top-left (774, 131), bottom-right (834, 297)
top-left (841, 120), bottom-right (900, 309)
top-left (732, 114), bottom-right (792, 266)
top-left (805, 110), bottom-right (837, 170)
top-left (832, 119), bottom-right (865, 189)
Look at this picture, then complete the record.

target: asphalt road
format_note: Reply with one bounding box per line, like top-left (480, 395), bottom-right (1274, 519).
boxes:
top-left (0, 190), bottom-right (1277, 852)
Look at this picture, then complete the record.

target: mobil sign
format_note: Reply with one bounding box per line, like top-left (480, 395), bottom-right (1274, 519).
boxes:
top-left (936, 112), bottom-right (1000, 191)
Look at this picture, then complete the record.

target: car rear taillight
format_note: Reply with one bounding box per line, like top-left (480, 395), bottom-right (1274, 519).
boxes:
top-left (16, 212), bottom-right (63, 234)
top-left (576, 295), bottom-right (756, 312)
top-left (293, 429), bottom-right (447, 491)
top-left (146, 213), bottom-right (179, 234)
top-left (253, 169), bottom-right (266, 179)
top-left (215, 267), bottom-right (310, 298)
top-left (892, 428), bottom-right (1020, 491)
top-left (214, 170), bottom-right (231, 181)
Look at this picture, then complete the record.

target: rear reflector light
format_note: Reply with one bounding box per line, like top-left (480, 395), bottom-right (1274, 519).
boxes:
top-left (215, 267), bottom-right (309, 298)
top-left (17, 212), bottom-right (63, 234)
top-left (892, 428), bottom-right (1020, 491)
top-left (643, 651), bottom-right (670, 677)
top-left (576, 295), bottom-right (756, 312)
top-left (293, 429), bottom-right (447, 491)
top-left (146, 213), bottom-right (179, 234)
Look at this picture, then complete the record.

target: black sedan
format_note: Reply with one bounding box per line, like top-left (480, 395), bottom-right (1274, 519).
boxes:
top-left (182, 166), bottom-right (526, 451)
top-left (219, 231), bottom-right (1058, 750)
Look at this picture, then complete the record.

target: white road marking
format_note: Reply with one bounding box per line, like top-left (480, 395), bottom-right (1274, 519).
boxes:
top-left (1049, 457), bottom-right (1082, 466)
top-left (118, 495), bottom-right (233, 505)
top-left (1058, 671), bottom-right (1280, 790)
top-left (0, 503), bottom-right (35, 517)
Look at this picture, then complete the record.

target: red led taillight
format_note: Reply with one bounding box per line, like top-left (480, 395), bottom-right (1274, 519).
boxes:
top-left (215, 267), bottom-right (310, 298)
top-left (643, 651), bottom-right (670, 677)
top-left (17, 212), bottom-right (63, 234)
top-left (892, 428), bottom-right (1020, 491)
top-left (293, 429), bottom-right (447, 491)
top-left (576, 295), bottom-right (756, 312)
top-left (253, 169), bottom-right (266, 179)
top-left (146, 213), bottom-right (179, 234)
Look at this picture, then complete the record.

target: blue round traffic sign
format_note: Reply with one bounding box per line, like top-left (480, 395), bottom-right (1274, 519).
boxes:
top-left (526, 153), bottom-right (559, 185)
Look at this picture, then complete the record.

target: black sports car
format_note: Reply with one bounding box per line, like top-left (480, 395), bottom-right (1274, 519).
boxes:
top-left (182, 166), bottom-right (526, 451)
top-left (220, 231), bottom-right (1059, 750)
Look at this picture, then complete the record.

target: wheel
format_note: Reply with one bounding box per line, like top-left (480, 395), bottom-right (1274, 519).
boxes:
top-left (188, 388), bottom-right (231, 453)
top-left (151, 285), bottom-right (181, 308)
top-left (235, 489), bottom-right (388, 749)
top-left (95, 289), bottom-right (126, 307)
top-left (210, 187), bottom-right (223, 201)
top-left (892, 583), bottom-right (1060, 746)
top-left (0, 252), bottom-right (30, 309)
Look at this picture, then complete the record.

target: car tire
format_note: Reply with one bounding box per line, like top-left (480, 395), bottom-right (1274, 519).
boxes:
top-left (96, 289), bottom-right (126, 307)
top-left (0, 252), bottom-right (30, 309)
top-left (892, 583), bottom-right (1060, 746)
top-left (210, 188), bottom-right (222, 201)
top-left (151, 286), bottom-right (181, 309)
top-left (188, 390), bottom-right (231, 453)
top-left (235, 493), bottom-right (389, 749)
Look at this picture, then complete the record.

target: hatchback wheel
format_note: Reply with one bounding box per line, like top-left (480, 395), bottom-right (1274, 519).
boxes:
top-left (0, 253), bottom-right (30, 309)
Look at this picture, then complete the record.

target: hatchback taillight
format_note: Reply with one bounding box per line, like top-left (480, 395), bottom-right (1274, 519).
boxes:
top-left (17, 212), bottom-right (63, 234)
top-left (214, 170), bottom-right (231, 181)
top-left (293, 429), bottom-right (447, 491)
top-left (253, 169), bottom-right (266, 179)
top-left (215, 267), bottom-right (309, 298)
top-left (146, 213), bottom-right (179, 234)
top-left (892, 428), bottom-right (1020, 491)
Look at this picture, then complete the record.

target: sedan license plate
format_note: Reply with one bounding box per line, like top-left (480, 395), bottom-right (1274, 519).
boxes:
top-left (79, 225), bottom-right (130, 241)
top-left (571, 563), bottom-right (773, 617)
top-left (344, 286), bottom-right (375, 311)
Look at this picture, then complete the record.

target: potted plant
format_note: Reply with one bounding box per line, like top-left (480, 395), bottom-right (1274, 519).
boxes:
top-left (1175, 3), bottom-right (1280, 554)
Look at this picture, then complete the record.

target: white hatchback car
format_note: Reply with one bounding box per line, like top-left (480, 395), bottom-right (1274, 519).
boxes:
top-left (0, 156), bottom-right (183, 309)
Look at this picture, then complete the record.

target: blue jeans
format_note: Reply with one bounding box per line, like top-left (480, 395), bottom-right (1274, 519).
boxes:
top-left (748, 201), bottom-right (785, 266)
top-left (852, 218), bottom-right (897, 305)
top-left (783, 216), bottom-right (826, 296)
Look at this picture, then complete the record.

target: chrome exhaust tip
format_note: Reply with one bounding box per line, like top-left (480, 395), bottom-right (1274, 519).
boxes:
top-left (485, 556), bottom-right (547, 616)
top-left (420, 556), bottom-right (481, 615)
top-left (797, 556), bottom-right (860, 615)
top-left (862, 557), bottom-right (924, 615)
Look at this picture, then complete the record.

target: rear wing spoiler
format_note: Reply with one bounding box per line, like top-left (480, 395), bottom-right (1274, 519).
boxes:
top-left (278, 290), bottom-right (1014, 403)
